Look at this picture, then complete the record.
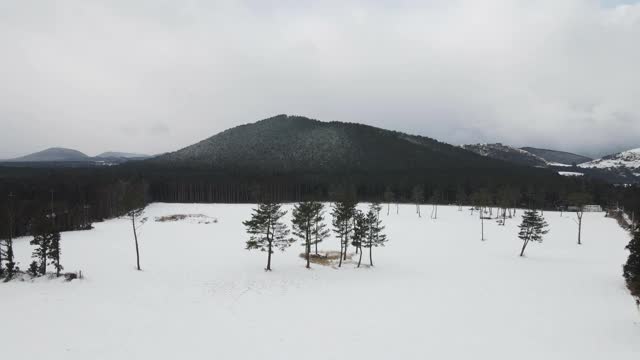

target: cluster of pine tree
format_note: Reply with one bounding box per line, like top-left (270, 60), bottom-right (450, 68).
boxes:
top-left (1, 197), bottom-right (66, 281)
top-left (28, 214), bottom-right (64, 277)
top-left (243, 199), bottom-right (389, 271)
top-left (0, 194), bottom-right (16, 281)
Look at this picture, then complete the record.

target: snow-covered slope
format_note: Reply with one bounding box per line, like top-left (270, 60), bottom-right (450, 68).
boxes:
top-left (2, 203), bottom-right (638, 359)
top-left (462, 143), bottom-right (549, 167)
top-left (521, 147), bottom-right (592, 165)
top-left (579, 148), bottom-right (640, 173)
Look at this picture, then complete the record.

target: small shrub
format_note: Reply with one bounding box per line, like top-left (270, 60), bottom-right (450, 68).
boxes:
top-left (64, 272), bottom-right (78, 282)
top-left (27, 261), bottom-right (40, 277)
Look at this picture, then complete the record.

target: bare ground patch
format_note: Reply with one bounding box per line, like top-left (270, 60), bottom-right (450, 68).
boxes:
top-left (299, 251), bottom-right (355, 267)
top-left (155, 214), bottom-right (218, 224)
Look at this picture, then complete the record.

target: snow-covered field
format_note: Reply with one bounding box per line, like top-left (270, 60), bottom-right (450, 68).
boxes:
top-left (2, 203), bottom-right (639, 359)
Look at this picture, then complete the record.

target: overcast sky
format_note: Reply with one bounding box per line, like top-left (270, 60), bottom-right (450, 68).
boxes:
top-left (1, 0), bottom-right (639, 159)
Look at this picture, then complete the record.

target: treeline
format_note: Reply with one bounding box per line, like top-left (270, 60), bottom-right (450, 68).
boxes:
top-left (0, 164), bottom-right (636, 240)
top-left (0, 166), bottom-right (150, 238)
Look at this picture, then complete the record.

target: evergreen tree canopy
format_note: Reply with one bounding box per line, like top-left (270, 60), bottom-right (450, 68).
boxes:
top-left (292, 201), bottom-right (325, 268)
top-left (311, 202), bottom-right (330, 255)
top-left (243, 202), bottom-right (292, 271)
top-left (363, 203), bottom-right (388, 266)
top-left (30, 214), bottom-right (61, 276)
top-left (331, 200), bottom-right (357, 266)
top-left (623, 226), bottom-right (640, 299)
top-left (517, 209), bottom-right (549, 256)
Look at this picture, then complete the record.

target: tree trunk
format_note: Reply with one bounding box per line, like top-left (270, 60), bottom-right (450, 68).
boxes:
top-left (577, 213), bottom-right (583, 245)
top-left (55, 251), bottom-right (61, 277)
top-left (40, 240), bottom-right (48, 275)
top-left (519, 239), bottom-right (529, 257)
top-left (132, 215), bottom-right (141, 271)
top-left (343, 238), bottom-right (348, 260)
top-left (343, 222), bottom-right (349, 261)
top-left (338, 240), bottom-right (343, 267)
top-left (6, 241), bottom-right (14, 277)
top-left (369, 243), bottom-right (373, 266)
top-left (0, 239), bottom-right (3, 275)
top-left (306, 228), bottom-right (310, 269)
top-left (266, 240), bottom-right (272, 271)
top-left (357, 246), bottom-right (363, 268)
top-left (338, 232), bottom-right (344, 268)
top-left (387, 203), bottom-right (390, 216)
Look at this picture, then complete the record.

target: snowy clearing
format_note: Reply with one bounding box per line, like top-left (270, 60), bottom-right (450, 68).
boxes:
top-left (1, 203), bottom-right (639, 360)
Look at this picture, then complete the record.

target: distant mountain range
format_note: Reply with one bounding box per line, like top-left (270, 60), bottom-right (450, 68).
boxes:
top-left (463, 143), bottom-right (639, 183)
top-left (2, 148), bottom-right (151, 166)
top-left (3, 116), bottom-right (638, 184)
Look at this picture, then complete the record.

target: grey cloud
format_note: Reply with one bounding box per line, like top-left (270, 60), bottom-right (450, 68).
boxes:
top-left (0, 0), bottom-right (639, 159)
top-left (150, 122), bottom-right (170, 135)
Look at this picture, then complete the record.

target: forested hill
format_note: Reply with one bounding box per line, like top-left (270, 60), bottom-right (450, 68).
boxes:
top-left (1, 114), bottom-right (636, 238)
top-left (149, 114), bottom-right (540, 174)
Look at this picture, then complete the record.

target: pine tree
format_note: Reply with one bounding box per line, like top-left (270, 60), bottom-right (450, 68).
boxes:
top-left (623, 226), bottom-right (640, 300)
top-left (27, 261), bottom-right (40, 277)
top-left (48, 230), bottom-right (63, 277)
top-left (351, 210), bottom-right (368, 267)
top-left (311, 202), bottom-right (330, 255)
top-left (331, 200), bottom-right (356, 267)
top-left (244, 201), bottom-right (292, 271)
top-left (518, 209), bottom-right (549, 257)
top-left (3, 193), bottom-right (16, 279)
top-left (30, 216), bottom-right (53, 276)
top-left (292, 201), bottom-right (317, 269)
top-left (363, 203), bottom-right (388, 266)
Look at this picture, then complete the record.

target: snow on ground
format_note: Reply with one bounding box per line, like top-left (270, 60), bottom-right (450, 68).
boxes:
top-left (558, 171), bottom-right (584, 176)
top-left (1, 203), bottom-right (639, 360)
top-left (549, 162), bottom-right (572, 167)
